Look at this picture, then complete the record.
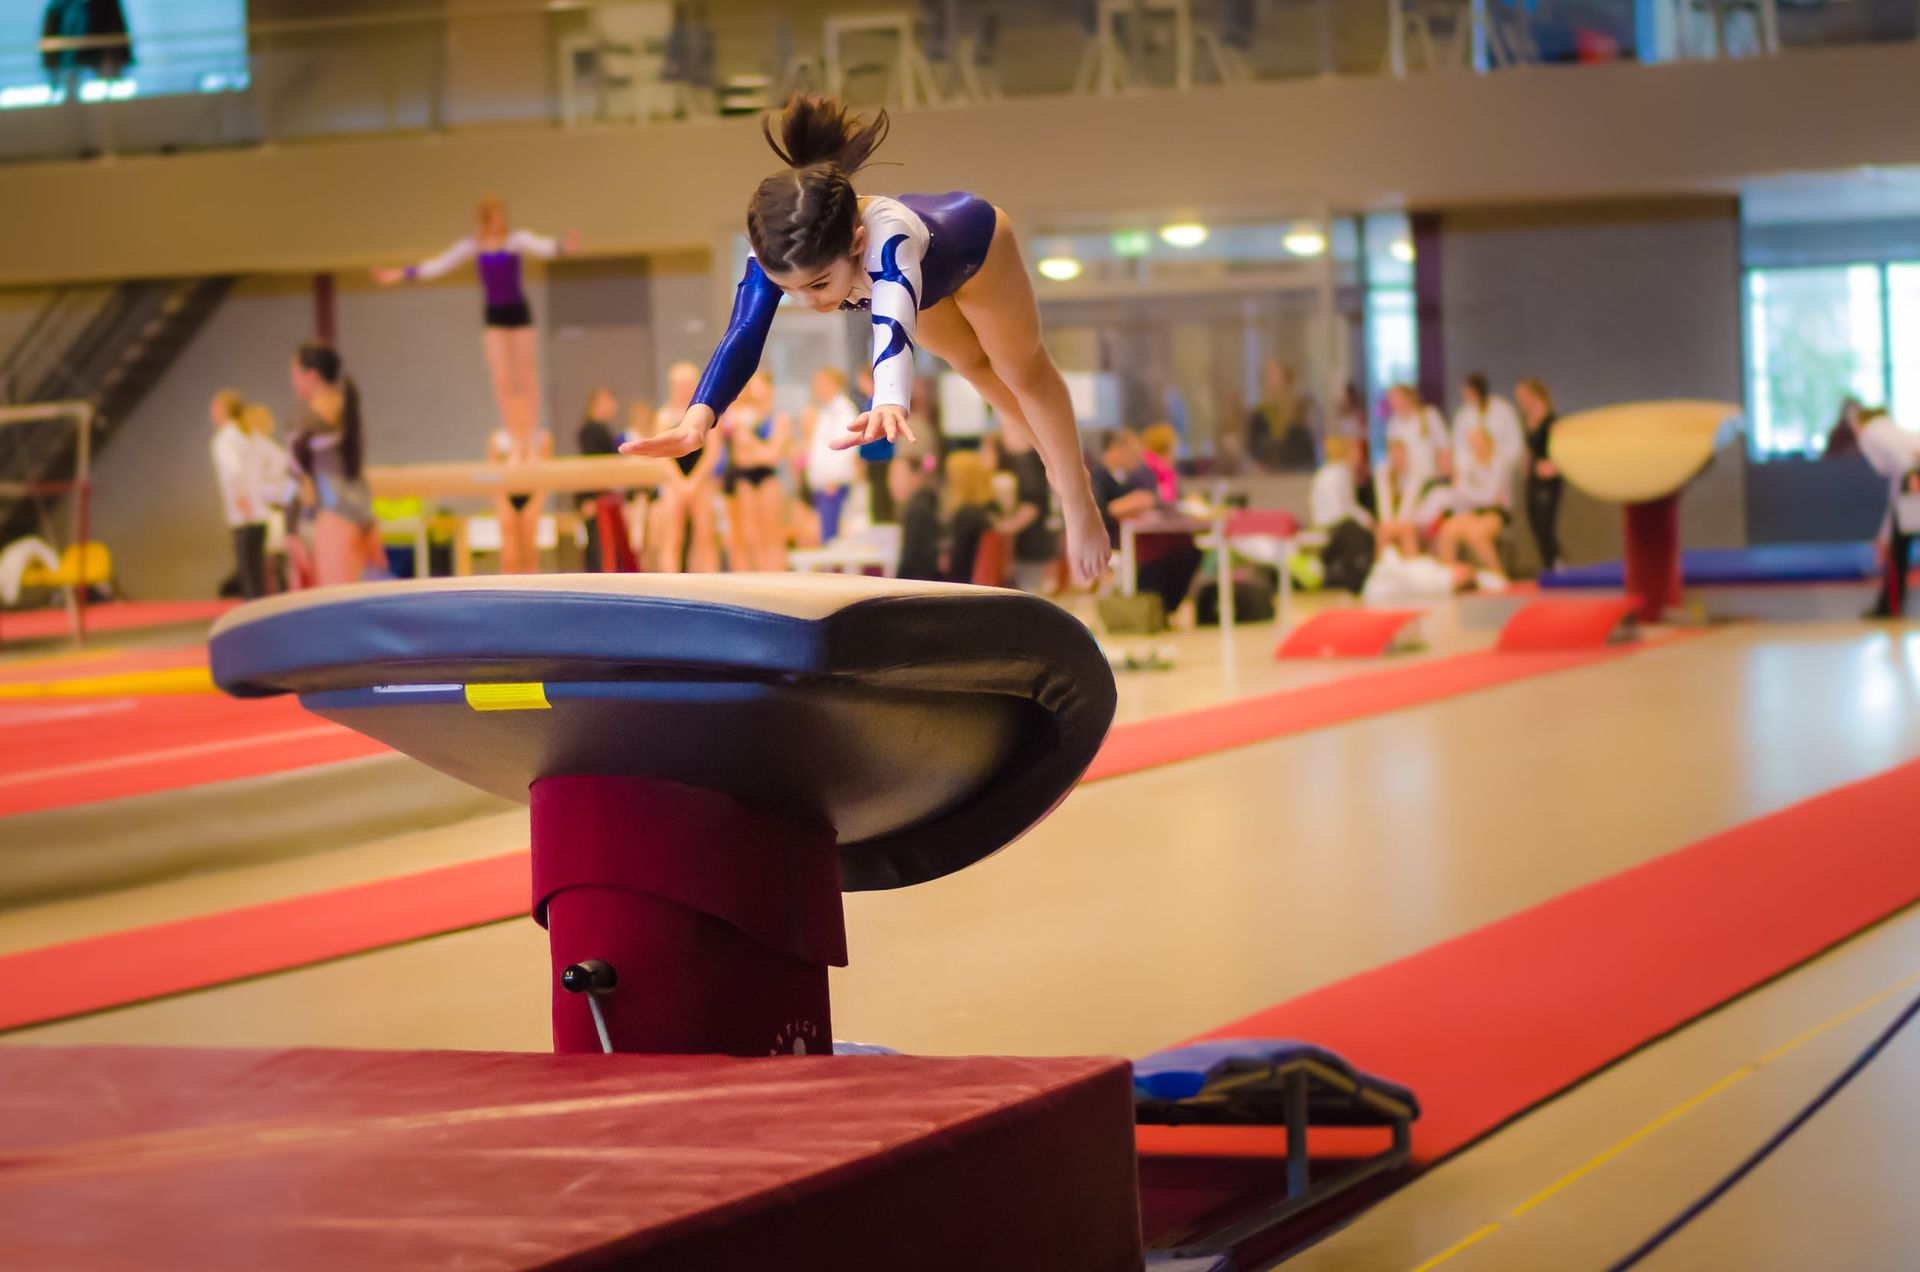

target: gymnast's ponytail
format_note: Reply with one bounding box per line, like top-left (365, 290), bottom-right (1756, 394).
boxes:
top-left (747, 94), bottom-right (890, 274)
top-left (293, 341), bottom-right (364, 479)
top-left (762, 93), bottom-right (889, 174)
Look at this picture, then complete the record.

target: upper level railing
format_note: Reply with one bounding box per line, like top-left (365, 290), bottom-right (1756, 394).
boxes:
top-left (3, 0), bottom-right (1914, 166)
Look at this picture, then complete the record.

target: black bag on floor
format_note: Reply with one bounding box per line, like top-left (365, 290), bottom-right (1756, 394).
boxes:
top-left (1197, 570), bottom-right (1277, 626)
top-left (1321, 518), bottom-right (1376, 594)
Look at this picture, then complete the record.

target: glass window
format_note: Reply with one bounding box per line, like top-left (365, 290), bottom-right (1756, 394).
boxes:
top-left (1365, 287), bottom-right (1416, 409)
top-left (1745, 266), bottom-right (1886, 457)
top-left (1889, 264), bottom-right (1920, 432)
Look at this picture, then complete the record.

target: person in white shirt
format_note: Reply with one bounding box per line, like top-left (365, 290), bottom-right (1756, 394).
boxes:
top-left (1385, 382), bottom-right (1449, 477)
top-left (241, 402), bottom-right (292, 594)
top-left (1452, 374), bottom-right (1524, 477)
top-left (1375, 435), bottom-right (1449, 558)
top-left (802, 368), bottom-right (861, 543)
top-left (1434, 411), bottom-right (1522, 586)
top-left (208, 389), bottom-right (268, 600)
top-left (1856, 407), bottom-right (1920, 618)
top-left (1310, 436), bottom-right (1374, 530)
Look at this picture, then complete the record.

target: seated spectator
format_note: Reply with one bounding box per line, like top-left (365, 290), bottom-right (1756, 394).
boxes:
top-left (1385, 382), bottom-right (1449, 474)
top-left (892, 453), bottom-right (944, 582)
top-left (1310, 437), bottom-right (1375, 531)
top-left (1434, 415), bottom-right (1520, 586)
top-left (1092, 430), bottom-right (1201, 616)
top-left (1139, 423), bottom-right (1182, 503)
top-left (943, 449), bottom-right (1002, 584)
top-left (1374, 435), bottom-right (1449, 558)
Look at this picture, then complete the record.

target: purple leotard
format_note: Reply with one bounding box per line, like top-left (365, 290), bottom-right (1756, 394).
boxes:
top-left (693, 192), bottom-right (997, 417)
top-left (403, 230), bottom-right (564, 323)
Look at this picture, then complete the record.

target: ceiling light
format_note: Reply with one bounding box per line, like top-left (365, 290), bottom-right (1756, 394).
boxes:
top-left (1282, 225), bottom-right (1328, 257)
top-left (1389, 238), bottom-right (1415, 263)
top-left (1159, 223), bottom-right (1209, 249)
top-left (1036, 256), bottom-right (1083, 282)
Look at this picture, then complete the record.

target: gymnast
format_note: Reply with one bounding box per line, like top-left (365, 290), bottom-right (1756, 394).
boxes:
top-left (622, 93), bottom-right (1110, 583)
top-left (373, 197), bottom-right (579, 442)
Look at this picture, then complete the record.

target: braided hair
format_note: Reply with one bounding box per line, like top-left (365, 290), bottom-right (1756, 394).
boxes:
top-left (747, 94), bottom-right (890, 274)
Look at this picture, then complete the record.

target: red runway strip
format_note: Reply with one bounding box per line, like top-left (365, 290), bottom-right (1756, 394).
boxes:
top-left (1086, 641), bottom-right (1672, 783)
top-left (0, 634), bottom-right (1691, 1034)
top-left (0, 695), bottom-right (384, 818)
top-left (0, 854), bottom-right (531, 1033)
top-left (0, 599), bottom-right (232, 643)
top-left (1138, 753), bottom-right (1920, 1168)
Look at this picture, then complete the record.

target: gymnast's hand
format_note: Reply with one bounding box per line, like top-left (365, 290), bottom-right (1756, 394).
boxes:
top-left (830, 403), bottom-right (915, 451)
top-left (621, 405), bottom-right (716, 458)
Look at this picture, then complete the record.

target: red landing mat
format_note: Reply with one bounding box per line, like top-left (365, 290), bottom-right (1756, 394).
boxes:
top-left (1137, 752), bottom-right (1920, 1171)
top-left (1495, 595), bottom-right (1641, 652)
top-left (1275, 608), bottom-right (1424, 659)
top-left (0, 638), bottom-right (1682, 1031)
top-left (0, 599), bottom-right (233, 643)
top-left (0, 693), bottom-right (384, 818)
top-left (0, 1047), bottom-right (1143, 1272)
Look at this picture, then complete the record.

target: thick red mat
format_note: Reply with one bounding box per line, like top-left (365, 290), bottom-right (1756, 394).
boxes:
top-left (1276, 608), bottom-right (1424, 658)
top-left (0, 641), bottom-right (1672, 1032)
top-left (1138, 753), bottom-right (1920, 1167)
top-left (0, 694), bottom-right (384, 818)
top-left (1496, 596), bottom-right (1641, 651)
top-left (0, 599), bottom-right (232, 643)
top-left (0, 1047), bottom-right (1142, 1272)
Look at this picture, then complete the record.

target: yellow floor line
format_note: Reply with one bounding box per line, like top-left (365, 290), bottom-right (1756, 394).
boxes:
top-left (1407, 965), bottom-right (1920, 1270)
top-left (0, 666), bottom-right (214, 698)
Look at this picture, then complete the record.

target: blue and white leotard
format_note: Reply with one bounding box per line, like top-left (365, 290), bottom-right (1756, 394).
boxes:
top-left (693, 192), bottom-right (998, 418)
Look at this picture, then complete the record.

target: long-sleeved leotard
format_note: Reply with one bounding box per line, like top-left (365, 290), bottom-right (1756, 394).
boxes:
top-left (405, 230), bottom-right (563, 322)
top-left (693, 192), bottom-right (998, 418)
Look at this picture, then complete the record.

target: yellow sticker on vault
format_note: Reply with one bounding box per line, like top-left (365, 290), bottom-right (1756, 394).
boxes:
top-left (464, 682), bottom-right (551, 711)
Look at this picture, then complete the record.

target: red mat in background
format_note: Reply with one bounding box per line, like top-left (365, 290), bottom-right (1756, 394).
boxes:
top-left (0, 695), bottom-right (384, 818)
top-left (1275, 608), bottom-right (1424, 659)
top-left (1137, 753), bottom-right (1920, 1168)
top-left (1496, 596), bottom-right (1641, 652)
top-left (1086, 642), bottom-right (1661, 783)
top-left (0, 599), bottom-right (232, 643)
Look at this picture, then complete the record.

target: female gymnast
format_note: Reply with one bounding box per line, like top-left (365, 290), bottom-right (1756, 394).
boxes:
top-left (621, 93), bottom-right (1110, 582)
top-left (373, 197), bottom-right (579, 441)
top-left (288, 342), bottom-right (383, 588)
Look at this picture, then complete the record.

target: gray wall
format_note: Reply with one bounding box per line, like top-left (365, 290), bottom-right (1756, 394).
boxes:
top-left (1436, 198), bottom-right (1746, 566)
top-left (88, 254), bottom-right (705, 598)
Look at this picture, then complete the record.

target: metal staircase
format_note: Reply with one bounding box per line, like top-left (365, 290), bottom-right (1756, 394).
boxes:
top-left (0, 276), bottom-right (234, 544)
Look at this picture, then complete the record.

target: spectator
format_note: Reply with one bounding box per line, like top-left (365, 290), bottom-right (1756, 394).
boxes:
top-left (209, 388), bottom-right (268, 600)
top-left (576, 386), bottom-right (630, 572)
top-left (1374, 434), bottom-right (1449, 559)
top-left (1857, 407), bottom-right (1920, 618)
top-left (241, 401), bottom-right (293, 592)
top-left (892, 453), bottom-right (944, 581)
top-left (1311, 437), bottom-right (1378, 594)
top-left (1248, 361), bottom-right (1317, 471)
top-left (803, 368), bottom-right (861, 543)
top-left (1385, 382), bottom-right (1449, 473)
top-left (722, 371), bottom-right (789, 572)
top-left (1826, 396), bottom-right (1864, 460)
top-left (1329, 382), bottom-right (1367, 445)
top-left (1516, 377), bottom-right (1562, 572)
top-left (1453, 373), bottom-right (1524, 475)
top-left (649, 362), bottom-right (722, 573)
top-left (943, 449), bottom-right (1002, 584)
top-left (996, 425), bottom-right (1056, 594)
top-left (1435, 415), bottom-right (1520, 586)
top-left (1139, 422), bottom-right (1181, 503)
top-left (1092, 430), bottom-right (1200, 616)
